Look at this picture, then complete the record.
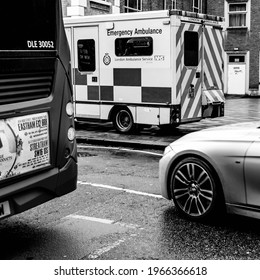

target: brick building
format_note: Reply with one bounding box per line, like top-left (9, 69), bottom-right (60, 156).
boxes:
top-left (119, 0), bottom-right (206, 12)
top-left (62, 0), bottom-right (207, 17)
top-left (208, 0), bottom-right (260, 95)
top-left (63, 0), bottom-right (119, 17)
top-left (62, 0), bottom-right (260, 95)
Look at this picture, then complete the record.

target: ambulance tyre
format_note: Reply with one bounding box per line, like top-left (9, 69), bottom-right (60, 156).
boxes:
top-left (113, 107), bottom-right (136, 134)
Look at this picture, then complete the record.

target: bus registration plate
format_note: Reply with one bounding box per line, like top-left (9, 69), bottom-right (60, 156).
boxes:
top-left (0, 201), bottom-right (11, 219)
top-left (0, 112), bottom-right (50, 181)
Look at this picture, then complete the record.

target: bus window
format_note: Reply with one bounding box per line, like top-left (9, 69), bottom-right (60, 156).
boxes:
top-left (78, 39), bottom-right (96, 72)
top-left (0, 0), bottom-right (56, 50)
top-left (184, 31), bottom-right (199, 67)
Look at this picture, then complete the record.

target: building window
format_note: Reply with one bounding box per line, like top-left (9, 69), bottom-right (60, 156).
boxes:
top-left (228, 3), bottom-right (247, 27)
top-left (163, 0), bottom-right (176, 10)
top-left (124, 0), bottom-right (142, 13)
top-left (193, 0), bottom-right (202, 13)
top-left (229, 55), bottom-right (245, 63)
top-left (115, 37), bottom-right (153, 56)
top-left (184, 31), bottom-right (199, 67)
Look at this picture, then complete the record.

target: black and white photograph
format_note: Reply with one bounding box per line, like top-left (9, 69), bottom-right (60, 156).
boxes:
top-left (0, 0), bottom-right (260, 279)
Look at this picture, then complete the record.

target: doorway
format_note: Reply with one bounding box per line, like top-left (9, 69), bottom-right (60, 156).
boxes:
top-left (227, 54), bottom-right (246, 95)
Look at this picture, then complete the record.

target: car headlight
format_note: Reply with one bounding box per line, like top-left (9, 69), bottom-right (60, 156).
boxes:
top-left (163, 145), bottom-right (173, 155)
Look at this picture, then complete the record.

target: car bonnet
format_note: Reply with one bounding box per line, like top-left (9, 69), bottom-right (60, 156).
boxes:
top-left (172, 121), bottom-right (260, 145)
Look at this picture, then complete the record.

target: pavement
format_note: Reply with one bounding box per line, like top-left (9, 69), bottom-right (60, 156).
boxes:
top-left (76, 96), bottom-right (260, 150)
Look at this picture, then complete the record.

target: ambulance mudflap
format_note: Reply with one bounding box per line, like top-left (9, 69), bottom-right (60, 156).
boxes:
top-left (64, 9), bottom-right (225, 134)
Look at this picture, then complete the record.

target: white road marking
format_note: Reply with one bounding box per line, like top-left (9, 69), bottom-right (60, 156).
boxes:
top-left (66, 214), bottom-right (114, 224)
top-left (115, 222), bottom-right (142, 230)
top-left (66, 214), bottom-right (141, 229)
top-left (88, 234), bottom-right (138, 260)
top-left (88, 238), bottom-right (127, 259)
top-left (78, 181), bottom-right (164, 199)
top-left (65, 215), bottom-right (141, 259)
top-left (72, 177), bottom-right (164, 259)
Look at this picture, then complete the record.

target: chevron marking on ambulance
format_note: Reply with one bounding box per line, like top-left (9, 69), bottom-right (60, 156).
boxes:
top-left (176, 23), bottom-right (202, 120)
top-left (203, 26), bottom-right (224, 90)
top-left (176, 21), bottom-right (224, 121)
top-left (183, 75), bottom-right (202, 119)
top-left (204, 90), bottom-right (225, 103)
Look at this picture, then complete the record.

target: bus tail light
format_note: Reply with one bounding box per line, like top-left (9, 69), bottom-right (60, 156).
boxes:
top-left (67, 126), bottom-right (76, 141)
top-left (66, 102), bottom-right (74, 117)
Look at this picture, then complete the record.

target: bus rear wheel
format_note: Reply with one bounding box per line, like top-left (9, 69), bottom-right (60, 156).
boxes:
top-left (113, 108), bottom-right (135, 133)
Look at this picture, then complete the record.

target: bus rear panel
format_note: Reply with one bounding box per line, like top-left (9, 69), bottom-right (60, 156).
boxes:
top-left (0, 0), bottom-right (77, 219)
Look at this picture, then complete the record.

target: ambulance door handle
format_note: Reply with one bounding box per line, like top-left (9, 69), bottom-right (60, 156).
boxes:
top-left (189, 84), bottom-right (195, 97)
top-left (196, 72), bottom-right (200, 78)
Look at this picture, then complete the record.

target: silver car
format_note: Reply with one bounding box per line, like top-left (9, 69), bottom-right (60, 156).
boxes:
top-left (159, 122), bottom-right (260, 221)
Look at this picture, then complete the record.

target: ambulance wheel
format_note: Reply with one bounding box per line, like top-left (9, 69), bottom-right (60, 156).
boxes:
top-left (113, 108), bottom-right (135, 134)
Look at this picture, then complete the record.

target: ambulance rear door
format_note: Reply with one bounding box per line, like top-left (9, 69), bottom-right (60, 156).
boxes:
top-left (176, 21), bottom-right (203, 122)
top-left (202, 24), bottom-right (225, 104)
top-left (73, 26), bottom-right (100, 119)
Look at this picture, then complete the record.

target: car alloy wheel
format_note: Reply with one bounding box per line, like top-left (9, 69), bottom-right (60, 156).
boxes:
top-left (170, 157), bottom-right (218, 220)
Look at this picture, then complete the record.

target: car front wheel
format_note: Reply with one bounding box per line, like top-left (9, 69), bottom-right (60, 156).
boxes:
top-left (170, 157), bottom-right (222, 221)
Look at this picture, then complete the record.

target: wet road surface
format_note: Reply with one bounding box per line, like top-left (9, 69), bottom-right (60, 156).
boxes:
top-left (76, 97), bottom-right (260, 149)
top-left (2, 147), bottom-right (260, 260)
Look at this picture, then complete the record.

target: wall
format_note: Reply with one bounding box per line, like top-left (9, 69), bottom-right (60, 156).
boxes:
top-left (62, 0), bottom-right (114, 17)
top-left (207, 0), bottom-right (224, 16)
top-left (119, 0), bottom-right (207, 13)
top-left (249, 0), bottom-right (260, 89)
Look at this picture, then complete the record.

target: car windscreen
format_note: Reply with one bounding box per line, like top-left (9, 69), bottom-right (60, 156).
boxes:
top-left (0, 0), bottom-right (57, 50)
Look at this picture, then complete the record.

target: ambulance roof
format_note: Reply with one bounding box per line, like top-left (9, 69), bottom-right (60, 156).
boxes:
top-left (170, 10), bottom-right (224, 22)
top-left (64, 9), bottom-right (224, 26)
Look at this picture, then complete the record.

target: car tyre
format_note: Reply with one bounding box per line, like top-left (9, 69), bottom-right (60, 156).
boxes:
top-left (170, 157), bottom-right (223, 221)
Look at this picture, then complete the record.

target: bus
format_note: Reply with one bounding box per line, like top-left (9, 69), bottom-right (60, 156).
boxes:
top-left (0, 0), bottom-right (77, 219)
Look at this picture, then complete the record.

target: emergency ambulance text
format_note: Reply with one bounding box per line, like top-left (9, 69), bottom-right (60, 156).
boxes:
top-left (107, 27), bottom-right (162, 37)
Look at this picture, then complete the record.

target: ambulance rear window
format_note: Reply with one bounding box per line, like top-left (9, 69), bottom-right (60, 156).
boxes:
top-left (184, 31), bottom-right (199, 67)
top-left (115, 37), bottom-right (153, 56)
top-left (77, 39), bottom-right (96, 72)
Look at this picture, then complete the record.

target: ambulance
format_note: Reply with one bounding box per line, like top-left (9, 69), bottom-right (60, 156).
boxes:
top-left (64, 9), bottom-right (225, 133)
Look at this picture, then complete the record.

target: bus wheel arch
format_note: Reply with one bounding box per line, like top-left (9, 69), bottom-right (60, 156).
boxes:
top-left (110, 106), bottom-right (136, 134)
